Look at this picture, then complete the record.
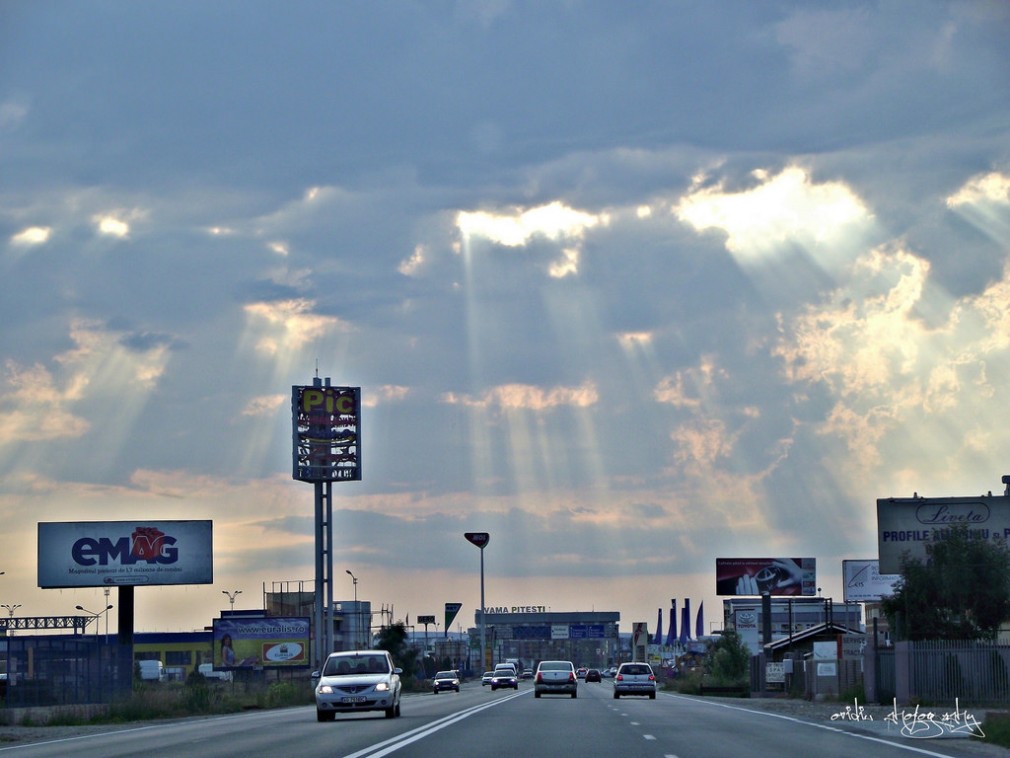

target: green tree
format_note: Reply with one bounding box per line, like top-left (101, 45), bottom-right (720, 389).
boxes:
top-left (881, 524), bottom-right (1010, 641)
top-left (373, 622), bottom-right (421, 678)
top-left (706, 628), bottom-right (750, 684)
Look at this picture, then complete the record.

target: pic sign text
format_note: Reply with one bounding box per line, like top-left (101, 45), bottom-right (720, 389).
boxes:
top-left (292, 384), bottom-right (361, 482)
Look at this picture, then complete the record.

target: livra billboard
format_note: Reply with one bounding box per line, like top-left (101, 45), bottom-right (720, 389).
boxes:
top-left (38, 520), bottom-right (213, 588)
top-left (877, 495), bottom-right (1010, 573)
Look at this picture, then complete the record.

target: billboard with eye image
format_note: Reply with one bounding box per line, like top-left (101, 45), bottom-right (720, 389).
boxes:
top-left (716, 558), bottom-right (816, 596)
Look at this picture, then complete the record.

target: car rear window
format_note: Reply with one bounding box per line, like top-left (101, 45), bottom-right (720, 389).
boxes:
top-left (539, 661), bottom-right (573, 671)
top-left (620, 665), bottom-right (651, 675)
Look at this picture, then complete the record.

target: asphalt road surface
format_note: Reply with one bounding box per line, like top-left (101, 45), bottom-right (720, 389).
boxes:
top-left (1, 681), bottom-right (1006, 758)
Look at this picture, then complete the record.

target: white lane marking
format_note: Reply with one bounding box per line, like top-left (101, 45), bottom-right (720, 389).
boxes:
top-left (341, 689), bottom-right (527, 758)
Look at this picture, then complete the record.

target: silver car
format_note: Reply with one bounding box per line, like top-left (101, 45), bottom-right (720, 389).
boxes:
top-left (613, 661), bottom-right (657, 699)
top-left (315, 650), bottom-right (403, 721)
top-left (534, 659), bottom-right (577, 698)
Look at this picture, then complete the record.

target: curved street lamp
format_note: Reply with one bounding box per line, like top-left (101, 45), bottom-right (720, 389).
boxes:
top-left (76, 604), bottom-right (113, 640)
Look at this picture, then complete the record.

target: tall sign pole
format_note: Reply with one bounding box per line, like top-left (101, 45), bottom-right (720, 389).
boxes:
top-left (464, 532), bottom-right (490, 668)
top-left (293, 377), bottom-right (361, 670)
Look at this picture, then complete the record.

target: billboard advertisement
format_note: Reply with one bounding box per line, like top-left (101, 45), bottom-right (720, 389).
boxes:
top-left (842, 559), bottom-right (900, 602)
top-left (213, 616), bottom-right (311, 669)
top-left (716, 558), bottom-right (817, 596)
top-left (38, 520), bottom-right (213, 588)
top-left (291, 384), bottom-right (361, 482)
top-left (877, 495), bottom-right (1010, 573)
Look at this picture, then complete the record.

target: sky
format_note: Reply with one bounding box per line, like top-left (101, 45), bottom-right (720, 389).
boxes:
top-left (1, 0), bottom-right (1009, 638)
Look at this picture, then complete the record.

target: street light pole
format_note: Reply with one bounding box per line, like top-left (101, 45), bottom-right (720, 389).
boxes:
top-left (346, 570), bottom-right (358, 648)
top-left (222, 589), bottom-right (242, 611)
top-left (76, 604), bottom-right (112, 639)
top-left (2, 603), bottom-right (20, 639)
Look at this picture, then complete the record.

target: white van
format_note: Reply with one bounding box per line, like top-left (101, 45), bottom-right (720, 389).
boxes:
top-left (137, 660), bottom-right (165, 682)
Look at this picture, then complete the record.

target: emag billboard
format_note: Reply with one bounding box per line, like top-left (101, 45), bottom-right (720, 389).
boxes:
top-left (38, 520), bottom-right (213, 588)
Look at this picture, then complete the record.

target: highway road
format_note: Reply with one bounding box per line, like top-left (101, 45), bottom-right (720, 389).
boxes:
top-left (0, 680), bottom-right (1005, 758)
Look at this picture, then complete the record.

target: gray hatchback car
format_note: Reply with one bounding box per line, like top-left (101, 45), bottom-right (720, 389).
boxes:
top-left (613, 661), bottom-right (657, 699)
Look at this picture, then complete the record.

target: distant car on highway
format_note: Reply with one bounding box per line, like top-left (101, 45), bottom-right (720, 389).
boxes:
top-left (490, 669), bottom-right (518, 690)
top-left (432, 670), bottom-right (460, 693)
top-left (520, 669), bottom-right (533, 679)
top-left (481, 671), bottom-right (494, 686)
top-left (576, 667), bottom-right (588, 679)
top-left (314, 650), bottom-right (402, 721)
top-left (534, 660), bottom-right (577, 698)
top-left (613, 662), bottom-right (657, 699)
top-left (585, 668), bottom-right (601, 682)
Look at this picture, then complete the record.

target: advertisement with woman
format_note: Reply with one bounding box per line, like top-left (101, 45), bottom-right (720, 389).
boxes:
top-left (212, 616), bottom-right (311, 669)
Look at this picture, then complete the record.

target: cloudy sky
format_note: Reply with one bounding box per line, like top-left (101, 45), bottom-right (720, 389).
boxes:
top-left (1, 1), bottom-right (1009, 638)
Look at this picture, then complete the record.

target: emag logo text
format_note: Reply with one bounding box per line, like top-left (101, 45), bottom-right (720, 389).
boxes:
top-left (72, 526), bottom-right (179, 566)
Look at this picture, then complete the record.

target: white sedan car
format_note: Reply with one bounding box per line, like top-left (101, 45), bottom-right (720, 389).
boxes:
top-left (315, 650), bottom-right (402, 721)
top-left (534, 660), bottom-right (578, 698)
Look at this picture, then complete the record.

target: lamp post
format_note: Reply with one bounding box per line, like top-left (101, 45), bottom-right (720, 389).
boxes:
top-left (2, 603), bottom-right (20, 639)
top-left (463, 533), bottom-right (490, 669)
top-left (76, 604), bottom-right (112, 640)
top-left (345, 570), bottom-right (358, 648)
top-left (222, 589), bottom-right (242, 610)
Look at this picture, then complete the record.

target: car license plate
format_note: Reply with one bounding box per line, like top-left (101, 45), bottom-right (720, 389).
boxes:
top-left (341, 696), bottom-right (367, 703)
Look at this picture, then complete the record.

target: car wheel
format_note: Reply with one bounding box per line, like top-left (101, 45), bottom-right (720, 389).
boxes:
top-left (613, 692), bottom-right (620, 699)
top-left (395, 701), bottom-right (402, 717)
top-left (649, 692), bottom-right (656, 699)
top-left (317, 709), bottom-right (335, 722)
top-left (534, 691), bottom-right (541, 698)
top-left (571, 691), bottom-right (577, 699)
top-left (513, 684), bottom-right (518, 690)
top-left (385, 705), bottom-right (396, 718)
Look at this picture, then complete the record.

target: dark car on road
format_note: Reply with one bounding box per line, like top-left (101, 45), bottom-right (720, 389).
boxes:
top-left (585, 668), bottom-right (602, 682)
top-left (490, 669), bottom-right (518, 691)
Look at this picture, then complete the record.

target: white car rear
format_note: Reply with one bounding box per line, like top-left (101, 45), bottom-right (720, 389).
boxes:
top-left (534, 660), bottom-right (577, 698)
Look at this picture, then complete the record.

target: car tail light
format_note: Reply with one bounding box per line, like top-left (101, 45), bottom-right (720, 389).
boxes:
top-left (568, 672), bottom-right (576, 683)
top-left (535, 672), bottom-right (543, 683)
top-left (648, 674), bottom-right (655, 681)
top-left (616, 674), bottom-right (623, 681)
